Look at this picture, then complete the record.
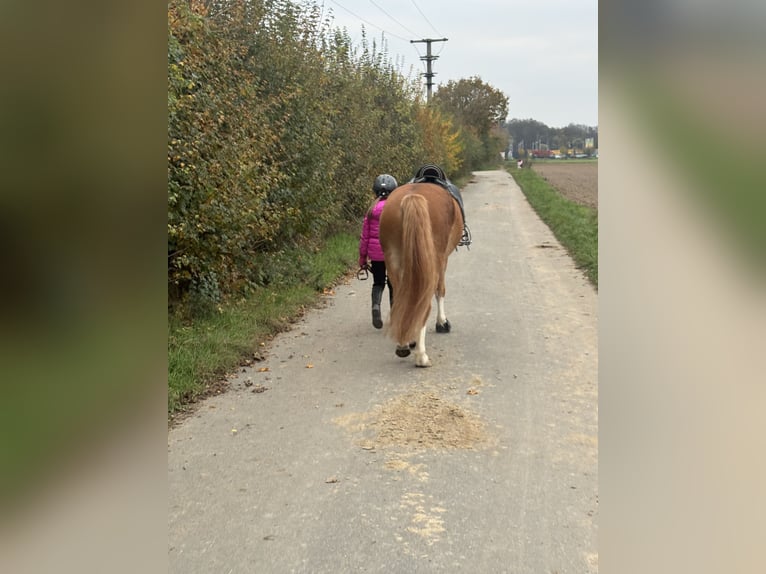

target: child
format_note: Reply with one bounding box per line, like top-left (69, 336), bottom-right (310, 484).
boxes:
top-left (358, 174), bottom-right (397, 328)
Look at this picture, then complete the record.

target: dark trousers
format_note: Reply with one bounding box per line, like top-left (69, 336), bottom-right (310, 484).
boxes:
top-left (370, 260), bottom-right (392, 305)
top-left (370, 260), bottom-right (389, 288)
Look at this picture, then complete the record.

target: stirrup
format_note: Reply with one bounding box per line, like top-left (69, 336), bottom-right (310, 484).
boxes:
top-left (458, 224), bottom-right (472, 248)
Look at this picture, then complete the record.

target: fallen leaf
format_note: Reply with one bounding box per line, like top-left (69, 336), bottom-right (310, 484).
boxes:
top-left (467, 388), bottom-right (479, 395)
top-left (306, 364), bottom-right (314, 369)
top-left (258, 367), bottom-right (269, 372)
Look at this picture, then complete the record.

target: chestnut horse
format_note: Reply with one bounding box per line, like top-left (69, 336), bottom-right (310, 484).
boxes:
top-left (378, 182), bottom-right (464, 367)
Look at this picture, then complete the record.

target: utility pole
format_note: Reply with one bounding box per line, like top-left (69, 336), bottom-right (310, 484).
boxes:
top-left (410, 38), bottom-right (447, 102)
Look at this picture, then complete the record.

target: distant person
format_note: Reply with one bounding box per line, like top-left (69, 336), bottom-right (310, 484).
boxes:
top-left (517, 159), bottom-right (524, 169)
top-left (358, 174), bottom-right (397, 329)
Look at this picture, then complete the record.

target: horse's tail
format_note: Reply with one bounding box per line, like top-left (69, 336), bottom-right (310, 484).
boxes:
top-left (389, 194), bottom-right (438, 344)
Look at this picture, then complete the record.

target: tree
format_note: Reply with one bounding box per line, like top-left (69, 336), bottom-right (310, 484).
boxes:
top-left (432, 76), bottom-right (509, 172)
top-left (433, 76), bottom-right (508, 135)
top-left (413, 105), bottom-right (464, 176)
top-left (505, 119), bottom-right (597, 156)
top-left (505, 118), bottom-right (549, 156)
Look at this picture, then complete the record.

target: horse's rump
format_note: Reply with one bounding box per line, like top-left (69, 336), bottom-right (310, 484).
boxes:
top-left (379, 183), bottom-right (463, 346)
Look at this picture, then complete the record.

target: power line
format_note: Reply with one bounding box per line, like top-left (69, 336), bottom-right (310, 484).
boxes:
top-left (327, 0), bottom-right (409, 42)
top-left (368, 0), bottom-right (421, 39)
top-left (405, 1), bottom-right (445, 66)
top-left (327, 0), bottom-right (444, 82)
top-left (409, 0), bottom-right (443, 37)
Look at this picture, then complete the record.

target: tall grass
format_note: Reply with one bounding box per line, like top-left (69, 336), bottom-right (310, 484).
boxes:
top-left (168, 232), bottom-right (359, 417)
top-left (508, 164), bottom-right (598, 287)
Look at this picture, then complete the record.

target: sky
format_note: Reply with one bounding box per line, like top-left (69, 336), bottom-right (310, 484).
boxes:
top-left (320, 0), bottom-right (598, 128)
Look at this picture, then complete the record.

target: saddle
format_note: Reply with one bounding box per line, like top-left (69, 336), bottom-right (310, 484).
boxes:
top-left (410, 164), bottom-right (472, 248)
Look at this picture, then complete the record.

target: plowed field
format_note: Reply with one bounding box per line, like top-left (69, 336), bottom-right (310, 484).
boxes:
top-left (531, 161), bottom-right (598, 210)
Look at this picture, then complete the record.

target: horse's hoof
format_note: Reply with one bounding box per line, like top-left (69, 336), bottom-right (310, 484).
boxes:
top-left (415, 356), bottom-right (432, 368)
top-left (436, 320), bottom-right (451, 333)
top-left (396, 346), bottom-right (411, 357)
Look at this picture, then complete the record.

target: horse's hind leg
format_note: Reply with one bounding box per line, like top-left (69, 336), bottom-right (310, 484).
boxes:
top-left (434, 268), bottom-right (451, 333)
top-left (395, 340), bottom-right (418, 357)
top-left (413, 325), bottom-right (431, 367)
top-left (434, 294), bottom-right (451, 333)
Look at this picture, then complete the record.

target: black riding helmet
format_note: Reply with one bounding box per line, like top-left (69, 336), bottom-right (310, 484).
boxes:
top-left (372, 174), bottom-right (398, 198)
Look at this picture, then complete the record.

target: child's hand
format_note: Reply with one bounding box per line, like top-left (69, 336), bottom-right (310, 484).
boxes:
top-left (358, 257), bottom-right (366, 268)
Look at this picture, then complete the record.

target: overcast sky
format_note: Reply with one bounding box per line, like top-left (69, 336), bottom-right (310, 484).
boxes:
top-left (321, 0), bottom-right (598, 128)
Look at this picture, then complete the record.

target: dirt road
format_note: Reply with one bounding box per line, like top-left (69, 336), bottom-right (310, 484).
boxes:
top-left (168, 170), bottom-right (598, 573)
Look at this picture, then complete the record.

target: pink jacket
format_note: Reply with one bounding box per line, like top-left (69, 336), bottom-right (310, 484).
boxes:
top-left (359, 198), bottom-right (386, 263)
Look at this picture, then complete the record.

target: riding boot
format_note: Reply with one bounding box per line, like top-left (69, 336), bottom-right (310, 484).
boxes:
top-left (371, 285), bottom-right (384, 329)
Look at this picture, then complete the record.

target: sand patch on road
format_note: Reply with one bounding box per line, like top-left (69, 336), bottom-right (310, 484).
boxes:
top-left (334, 390), bottom-right (489, 451)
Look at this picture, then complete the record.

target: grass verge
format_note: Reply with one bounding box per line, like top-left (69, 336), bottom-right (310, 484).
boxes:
top-left (507, 164), bottom-right (598, 287)
top-left (168, 232), bottom-right (358, 419)
top-left (627, 76), bottom-right (763, 274)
